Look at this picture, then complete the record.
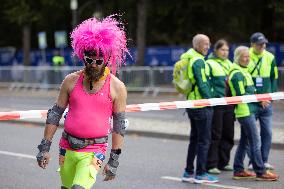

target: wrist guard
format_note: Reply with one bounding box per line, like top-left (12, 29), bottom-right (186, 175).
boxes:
top-left (36, 139), bottom-right (52, 161)
top-left (106, 151), bottom-right (120, 176)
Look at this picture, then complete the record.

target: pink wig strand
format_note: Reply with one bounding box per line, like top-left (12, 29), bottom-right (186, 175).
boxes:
top-left (71, 15), bottom-right (129, 73)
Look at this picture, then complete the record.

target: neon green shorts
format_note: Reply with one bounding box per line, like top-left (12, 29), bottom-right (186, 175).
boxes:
top-left (59, 149), bottom-right (105, 189)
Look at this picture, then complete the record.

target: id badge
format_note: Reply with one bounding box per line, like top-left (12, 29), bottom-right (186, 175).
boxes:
top-left (256, 77), bottom-right (263, 87)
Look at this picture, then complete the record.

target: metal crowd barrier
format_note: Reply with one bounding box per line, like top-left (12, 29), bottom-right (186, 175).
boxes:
top-left (0, 66), bottom-right (283, 96)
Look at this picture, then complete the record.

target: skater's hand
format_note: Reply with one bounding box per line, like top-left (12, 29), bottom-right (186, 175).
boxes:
top-left (37, 152), bottom-right (51, 169)
top-left (102, 164), bottom-right (116, 181)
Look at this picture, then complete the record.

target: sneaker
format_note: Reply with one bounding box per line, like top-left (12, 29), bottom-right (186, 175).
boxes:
top-left (256, 171), bottom-right (279, 181)
top-left (208, 168), bottom-right (221, 174)
top-left (233, 170), bottom-right (256, 180)
top-left (248, 164), bottom-right (253, 170)
top-left (264, 163), bottom-right (274, 170)
top-left (194, 173), bottom-right (219, 184)
top-left (181, 171), bottom-right (195, 183)
top-left (221, 164), bottom-right (233, 171)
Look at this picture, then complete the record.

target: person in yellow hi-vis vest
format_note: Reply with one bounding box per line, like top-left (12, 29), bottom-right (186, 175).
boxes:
top-left (247, 32), bottom-right (279, 170)
top-left (206, 39), bottom-right (234, 174)
top-left (229, 46), bottom-right (279, 181)
top-left (181, 34), bottom-right (218, 184)
top-left (52, 54), bottom-right (65, 67)
top-left (52, 51), bottom-right (65, 84)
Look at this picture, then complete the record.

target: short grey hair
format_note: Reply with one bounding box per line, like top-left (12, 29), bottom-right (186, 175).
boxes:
top-left (192, 34), bottom-right (208, 49)
top-left (234, 46), bottom-right (249, 64)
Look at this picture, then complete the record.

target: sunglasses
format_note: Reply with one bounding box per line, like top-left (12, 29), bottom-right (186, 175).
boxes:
top-left (84, 56), bottom-right (104, 65)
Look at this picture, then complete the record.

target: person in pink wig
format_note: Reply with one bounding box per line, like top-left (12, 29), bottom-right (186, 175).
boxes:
top-left (36, 15), bottom-right (129, 189)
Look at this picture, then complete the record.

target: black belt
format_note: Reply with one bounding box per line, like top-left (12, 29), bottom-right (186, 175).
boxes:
top-left (62, 131), bottom-right (108, 145)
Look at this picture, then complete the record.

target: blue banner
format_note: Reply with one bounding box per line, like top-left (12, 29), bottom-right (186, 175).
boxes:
top-left (1, 44), bottom-right (284, 66)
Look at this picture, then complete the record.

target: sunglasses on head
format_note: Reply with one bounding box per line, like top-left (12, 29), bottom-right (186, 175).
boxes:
top-left (84, 56), bottom-right (104, 65)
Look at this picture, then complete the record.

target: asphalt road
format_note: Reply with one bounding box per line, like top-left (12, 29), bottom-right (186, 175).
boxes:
top-left (0, 122), bottom-right (283, 189)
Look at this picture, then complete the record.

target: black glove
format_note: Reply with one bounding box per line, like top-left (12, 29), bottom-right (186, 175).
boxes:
top-left (105, 152), bottom-right (120, 176)
top-left (105, 149), bottom-right (121, 178)
top-left (36, 139), bottom-right (52, 169)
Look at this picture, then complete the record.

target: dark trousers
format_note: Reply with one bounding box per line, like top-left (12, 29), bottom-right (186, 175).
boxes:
top-left (206, 105), bottom-right (235, 170)
top-left (185, 107), bottom-right (213, 176)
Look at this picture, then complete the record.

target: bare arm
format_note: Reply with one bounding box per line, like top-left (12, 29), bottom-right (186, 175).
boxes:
top-left (43, 76), bottom-right (70, 140)
top-left (103, 75), bottom-right (127, 180)
top-left (111, 77), bottom-right (127, 150)
top-left (37, 74), bottom-right (74, 169)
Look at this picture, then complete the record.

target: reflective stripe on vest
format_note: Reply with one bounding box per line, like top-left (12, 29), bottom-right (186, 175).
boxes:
top-left (229, 64), bottom-right (255, 117)
top-left (186, 49), bottom-right (209, 101)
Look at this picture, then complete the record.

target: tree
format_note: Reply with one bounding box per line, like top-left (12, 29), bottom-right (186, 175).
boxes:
top-left (4, 0), bottom-right (64, 66)
top-left (4, 0), bottom-right (41, 66)
top-left (2, 0), bottom-right (284, 61)
top-left (136, 0), bottom-right (148, 66)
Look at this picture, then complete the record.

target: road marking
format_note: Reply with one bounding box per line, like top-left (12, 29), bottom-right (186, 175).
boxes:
top-left (161, 176), bottom-right (182, 182)
top-left (0, 150), bottom-right (36, 159)
top-left (161, 176), bottom-right (251, 189)
top-left (202, 183), bottom-right (251, 189)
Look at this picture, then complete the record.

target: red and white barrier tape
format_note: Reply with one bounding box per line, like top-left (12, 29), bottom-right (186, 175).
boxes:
top-left (0, 92), bottom-right (283, 121)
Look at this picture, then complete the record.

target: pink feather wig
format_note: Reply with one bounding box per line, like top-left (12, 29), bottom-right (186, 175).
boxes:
top-left (71, 15), bottom-right (129, 73)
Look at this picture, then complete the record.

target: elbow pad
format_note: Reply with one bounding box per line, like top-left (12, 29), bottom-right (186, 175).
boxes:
top-left (46, 104), bottom-right (65, 126)
top-left (112, 112), bottom-right (128, 136)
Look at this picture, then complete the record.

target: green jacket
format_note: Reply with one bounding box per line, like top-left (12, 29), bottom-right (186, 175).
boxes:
top-left (228, 63), bottom-right (257, 118)
top-left (247, 48), bottom-right (278, 94)
top-left (206, 53), bottom-right (233, 98)
top-left (181, 48), bottom-right (212, 100)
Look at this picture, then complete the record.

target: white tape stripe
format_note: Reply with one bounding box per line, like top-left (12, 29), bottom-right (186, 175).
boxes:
top-left (208, 98), bottom-right (227, 106)
top-left (270, 92), bottom-right (284, 100)
top-left (19, 110), bottom-right (43, 119)
top-left (240, 95), bottom-right (257, 104)
top-left (140, 103), bottom-right (160, 111)
top-left (0, 150), bottom-right (36, 159)
top-left (174, 101), bottom-right (194, 109)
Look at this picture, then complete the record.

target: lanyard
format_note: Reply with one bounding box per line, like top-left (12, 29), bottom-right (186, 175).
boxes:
top-left (250, 57), bottom-right (263, 76)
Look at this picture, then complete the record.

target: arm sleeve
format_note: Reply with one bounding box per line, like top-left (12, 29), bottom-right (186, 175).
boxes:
top-left (270, 58), bottom-right (278, 92)
top-left (230, 72), bottom-right (246, 96)
top-left (192, 59), bottom-right (212, 99)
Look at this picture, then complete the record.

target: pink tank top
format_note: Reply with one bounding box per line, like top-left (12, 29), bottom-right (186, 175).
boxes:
top-left (59, 72), bottom-right (113, 153)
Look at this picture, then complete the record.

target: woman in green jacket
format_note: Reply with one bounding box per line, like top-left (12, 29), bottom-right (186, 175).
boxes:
top-left (206, 39), bottom-right (235, 174)
top-left (229, 46), bottom-right (279, 181)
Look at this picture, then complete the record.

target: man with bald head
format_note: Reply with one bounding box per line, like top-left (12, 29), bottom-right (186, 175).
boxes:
top-left (181, 34), bottom-right (218, 183)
